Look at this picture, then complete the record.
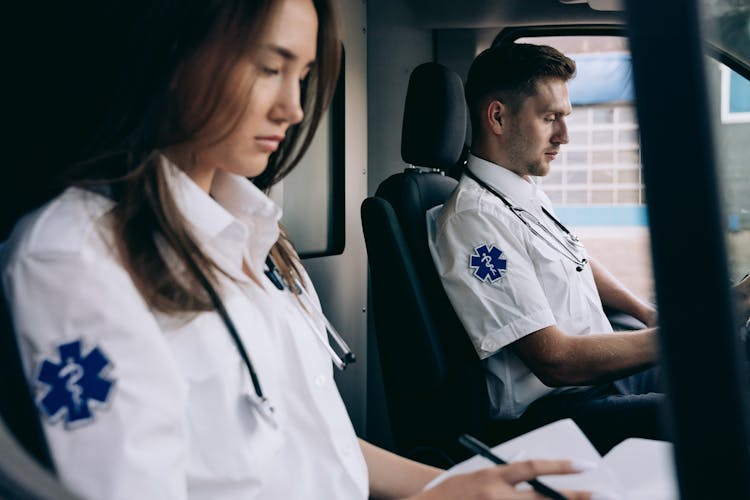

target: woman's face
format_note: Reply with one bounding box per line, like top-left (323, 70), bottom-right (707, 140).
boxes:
top-left (179, 0), bottom-right (319, 191)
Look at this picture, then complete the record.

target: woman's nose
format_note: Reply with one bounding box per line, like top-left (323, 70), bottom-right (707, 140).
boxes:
top-left (274, 79), bottom-right (304, 125)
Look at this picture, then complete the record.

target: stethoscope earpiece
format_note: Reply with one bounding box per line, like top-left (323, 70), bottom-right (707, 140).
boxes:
top-left (265, 256), bottom-right (356, 371)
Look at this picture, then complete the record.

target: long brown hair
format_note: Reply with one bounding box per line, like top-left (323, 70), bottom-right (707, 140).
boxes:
top-left (66, 0), bottom-right (341, 313)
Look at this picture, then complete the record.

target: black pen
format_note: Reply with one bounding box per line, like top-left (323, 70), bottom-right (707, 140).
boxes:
top-left (459, 434), bottom-right (568, 500)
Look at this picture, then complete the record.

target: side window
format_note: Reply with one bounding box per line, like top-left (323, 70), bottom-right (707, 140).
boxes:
top-left (268, 55), bottom-right (345, 259)
top-left (708, 58), bottom-right (750, 281)
top-left (721, 64), bottom-right (750, 124)
top-left (516, 35), bottom-right (654, 303)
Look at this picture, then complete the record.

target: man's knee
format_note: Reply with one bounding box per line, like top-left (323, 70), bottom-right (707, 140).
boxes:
top-left (572, 392), bottom-right (668, 454)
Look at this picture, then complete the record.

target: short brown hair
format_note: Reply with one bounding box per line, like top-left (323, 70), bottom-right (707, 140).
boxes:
top-left (465, 42), bottom-right (575, 134)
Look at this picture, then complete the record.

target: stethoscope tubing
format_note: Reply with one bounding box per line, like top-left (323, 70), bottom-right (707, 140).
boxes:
top-left (463, 168), bottom-right (588, 272)
top-left (194, 254), bottom-right (355, 427)
top-left (195, 263), bottom-right (270, 406)
top-left (293, 277), bottom-right (352, 371)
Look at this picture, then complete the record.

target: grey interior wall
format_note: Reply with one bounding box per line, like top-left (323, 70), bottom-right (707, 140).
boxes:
top-left (434, 29), bottom-right (483, 82)
top-left (366, 1), bottom-right (434, 193)
top-left (364, 0), bottom-right (433, 449)
top-left (303, 0), bottom-right (369, 434)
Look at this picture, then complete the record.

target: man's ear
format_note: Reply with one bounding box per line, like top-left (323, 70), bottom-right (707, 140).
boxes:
top-left (487, 100), bottom-right (505, 135)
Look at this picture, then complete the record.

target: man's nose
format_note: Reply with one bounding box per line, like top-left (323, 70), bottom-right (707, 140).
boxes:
top-left (553, 118), bottom-right (569, 145)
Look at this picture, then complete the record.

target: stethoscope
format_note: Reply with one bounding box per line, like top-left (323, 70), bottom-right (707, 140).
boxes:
top-left (463, 168), bottom-right (589, 272)
top-left (196, 254), bottom-right (356, 428)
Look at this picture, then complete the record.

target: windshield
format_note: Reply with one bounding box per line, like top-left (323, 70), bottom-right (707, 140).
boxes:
top-left (703, 1), bottom-right (750, 70)
top-left (703, 1), bottom-right (750, 284)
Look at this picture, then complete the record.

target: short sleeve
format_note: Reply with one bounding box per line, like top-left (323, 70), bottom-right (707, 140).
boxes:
top-left (428, 204), bottom-right (556, 358)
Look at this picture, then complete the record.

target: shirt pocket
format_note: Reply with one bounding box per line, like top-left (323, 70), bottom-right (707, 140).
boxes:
top-left (532, 237), bottom-right (571, 281)
top-left (184, 369), bottom-right (284, 482)
top-left (532, 237), bottom-right (594, 330)
top-left (166, 313), bottom-right (285, 483)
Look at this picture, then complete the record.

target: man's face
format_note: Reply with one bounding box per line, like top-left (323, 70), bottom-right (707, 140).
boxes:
top-left (503, 78), bottom-right (571, 178)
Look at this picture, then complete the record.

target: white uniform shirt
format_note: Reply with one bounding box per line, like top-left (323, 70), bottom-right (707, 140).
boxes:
top-left (427, 154), bottom-right (612, 419)
top-left (0, 156), bottom-right (368, 500)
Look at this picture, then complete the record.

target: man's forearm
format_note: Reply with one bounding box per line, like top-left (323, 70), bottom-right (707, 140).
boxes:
top-left (591, 258), bottom-right (656, 326)
top-left (512, 325), bottom-right (659, 387)
top-left (551, 328), bottom-right (659, 386)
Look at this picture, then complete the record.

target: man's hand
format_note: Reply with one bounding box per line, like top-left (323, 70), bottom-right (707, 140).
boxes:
top-left (733, 274), bottom-right (750, 327)
top-left (638, 306), bottom-right (658, 328)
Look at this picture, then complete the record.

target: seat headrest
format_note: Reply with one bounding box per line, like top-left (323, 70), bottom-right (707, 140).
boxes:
top-left (401, 62), bottom-right (467, 170)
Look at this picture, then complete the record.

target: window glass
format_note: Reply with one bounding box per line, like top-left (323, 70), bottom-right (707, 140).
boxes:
top-left (618, 189), bottom-right (641, 204)
top-left (592, 130), bottom-right (614, 145)
top-left (517, 35), bottom-right (653, 301)
top-left (271, 113), bottom-right (333, 253)
top-left (617, 149), bottom-right (640, 165)
top-left (592, 169), bottom-right (614, 184)
top-left (565, 169), bottom-right (588, 184)
top-left (721, 65), bottom-right (750, 124)
top-left (707, 56), bottom-right (750, 281)
top-left (592, 190), bottom-right (614, 205)
top-left (592, 150), bottom-right (614, 164)
top-left (617, 168), bottom-right (640, 184)
top-left (268, 67), bottom-right (345, 258)
top-left (566, 150), bottom-right (588, 164)
top-left (592, 108), bottom-right (614, 124)
top-left (569, 129), bottom-right (590, 146)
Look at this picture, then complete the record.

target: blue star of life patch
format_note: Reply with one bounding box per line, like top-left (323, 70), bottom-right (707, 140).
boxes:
top-left (469, 243), bottom-right (508, 283)
top-left (35, 340), bottom-right (114, 428)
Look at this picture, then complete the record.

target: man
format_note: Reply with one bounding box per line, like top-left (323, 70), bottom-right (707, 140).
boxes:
top-left (427, 42), bottom-right (663, 453)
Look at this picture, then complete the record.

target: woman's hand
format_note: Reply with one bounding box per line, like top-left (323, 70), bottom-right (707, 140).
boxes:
top-left (410, 459), bottom-right (594, 500)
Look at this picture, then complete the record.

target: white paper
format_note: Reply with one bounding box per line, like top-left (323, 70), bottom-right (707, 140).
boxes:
top-left (425, 419), bottom-right (677, 500)
top-left (602, 438), bottom-right (678, 499)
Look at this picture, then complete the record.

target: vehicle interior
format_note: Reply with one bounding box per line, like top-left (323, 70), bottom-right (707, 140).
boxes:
top-left (2, 0), bottom-right (750, 498)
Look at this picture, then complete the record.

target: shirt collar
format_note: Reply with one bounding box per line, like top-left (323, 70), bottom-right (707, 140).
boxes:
top-left (159, 154), bottom-right (281, 273)
top-left (465, 153), bottom-right (545, 213)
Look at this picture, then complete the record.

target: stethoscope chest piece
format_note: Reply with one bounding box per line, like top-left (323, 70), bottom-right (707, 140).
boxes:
top-left (244, 392), bottom-right (279, 429)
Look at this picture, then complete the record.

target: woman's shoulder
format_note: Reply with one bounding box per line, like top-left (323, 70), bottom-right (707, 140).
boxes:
top-left (1, 187), bottom-right (116, 266)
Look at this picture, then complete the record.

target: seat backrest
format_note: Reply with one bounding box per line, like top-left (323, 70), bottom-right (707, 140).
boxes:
top-left (362, 62), bottom-right (494, 465)
top-left (0, 294), bottom-right (55, 473)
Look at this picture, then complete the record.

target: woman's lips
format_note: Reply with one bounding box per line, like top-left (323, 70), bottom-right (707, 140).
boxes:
top-left (255, 135), bottom-right (284, 153)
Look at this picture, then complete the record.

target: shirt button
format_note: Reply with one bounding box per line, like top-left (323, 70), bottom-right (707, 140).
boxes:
top-left (484, 340), bottom-right (497, 351)
top-left (314, 375), bottom-right (326, 387)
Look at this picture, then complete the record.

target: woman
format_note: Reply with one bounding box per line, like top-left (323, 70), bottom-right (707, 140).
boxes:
top-left (0, 0), bottom-right (592, 498)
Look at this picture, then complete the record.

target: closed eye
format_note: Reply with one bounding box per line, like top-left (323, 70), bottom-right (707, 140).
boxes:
top-left (261, 66), bottom-right (281, 76)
